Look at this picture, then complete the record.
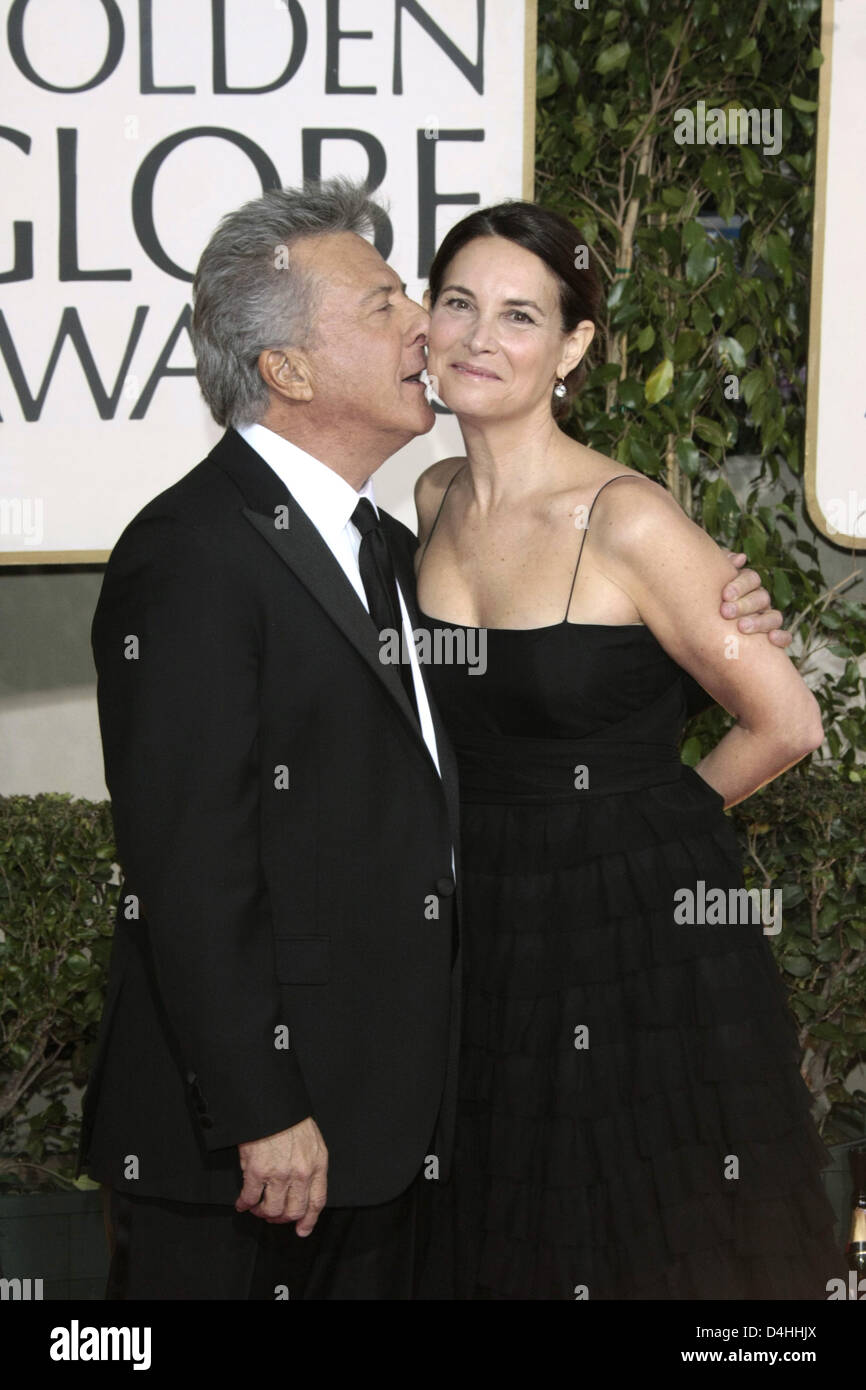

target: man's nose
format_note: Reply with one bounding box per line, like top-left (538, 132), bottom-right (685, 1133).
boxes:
top-left (404, 296), bottom-right (430, 338)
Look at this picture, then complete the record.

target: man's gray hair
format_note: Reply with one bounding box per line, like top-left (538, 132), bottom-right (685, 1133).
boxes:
top-left (191, 178), bottom-right (385, 428)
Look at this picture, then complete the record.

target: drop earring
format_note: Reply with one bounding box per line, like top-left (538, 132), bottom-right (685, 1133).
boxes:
top-left (553, 376), bottom-right (567, 398)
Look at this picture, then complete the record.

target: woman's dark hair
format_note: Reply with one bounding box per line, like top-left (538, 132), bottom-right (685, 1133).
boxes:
top-left (427, 200), bottom-right (603, 420)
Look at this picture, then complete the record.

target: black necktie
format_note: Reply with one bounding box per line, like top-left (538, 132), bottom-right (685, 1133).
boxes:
top-left (351, 498), bottom-right (419, 722)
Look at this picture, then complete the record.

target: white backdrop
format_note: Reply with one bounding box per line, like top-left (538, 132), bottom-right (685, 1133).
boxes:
top-left (0, 0), bottom-right (535, 560)
top-left (805, 0), bottom-right (866, 549)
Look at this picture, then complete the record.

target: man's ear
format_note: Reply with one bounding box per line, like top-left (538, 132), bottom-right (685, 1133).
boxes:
top-left (558, 319), bottom-right (595, 380)
top-left (258, 347), bottom-right (314, 403)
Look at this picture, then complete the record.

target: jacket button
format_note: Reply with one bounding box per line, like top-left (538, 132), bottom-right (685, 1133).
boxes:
top-left (200, 1115), bottom-right (214, 1129)
top-left (435, 876), bottom-right (455, 897)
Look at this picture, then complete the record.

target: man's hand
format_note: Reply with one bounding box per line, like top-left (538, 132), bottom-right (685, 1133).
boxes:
top-left (719, 551), bottom-right (791, 648)
top-left (236, 1117), bottom-right (328, 1235)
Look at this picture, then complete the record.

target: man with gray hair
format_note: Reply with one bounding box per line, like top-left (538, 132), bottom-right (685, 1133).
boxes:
top-left (78, 178), bottom-right (461, 1299)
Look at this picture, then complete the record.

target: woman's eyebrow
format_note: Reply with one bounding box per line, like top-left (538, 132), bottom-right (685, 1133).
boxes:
top-left (504, 298), bottom-right (545, 313)
top-left (439, 283), bottom-right (545, 314)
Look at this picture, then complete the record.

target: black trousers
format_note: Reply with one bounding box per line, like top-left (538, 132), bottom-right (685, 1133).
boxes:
top-left (105, 1171), bottom-right (426, 1300)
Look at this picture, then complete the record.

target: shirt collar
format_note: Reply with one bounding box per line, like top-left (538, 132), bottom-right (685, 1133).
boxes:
top-left (237, 421), bottom-right (378, 539)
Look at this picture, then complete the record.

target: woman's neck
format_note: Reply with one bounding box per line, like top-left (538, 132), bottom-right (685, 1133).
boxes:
top-left (456, 406), bottom-right (588, 511)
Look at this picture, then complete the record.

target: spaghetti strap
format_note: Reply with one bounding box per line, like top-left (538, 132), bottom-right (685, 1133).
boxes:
top-left (563, 473), bottom-right (646, 623)
top-left (418, 463), bottom-right (467, 568)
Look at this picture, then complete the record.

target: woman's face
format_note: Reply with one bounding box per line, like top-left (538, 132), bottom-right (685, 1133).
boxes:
top-left (425, 235), bottom-right (592, 424)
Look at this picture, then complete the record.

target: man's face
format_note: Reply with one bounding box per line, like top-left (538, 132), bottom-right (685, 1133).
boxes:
top-left (290, 231), bottom-right (434, 450)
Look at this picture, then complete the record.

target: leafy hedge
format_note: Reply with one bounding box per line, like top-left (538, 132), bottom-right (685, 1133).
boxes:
top-left (730, 768), bottom-right (866, 1142)
top-left (0, 794), bottom-right (115, 1192)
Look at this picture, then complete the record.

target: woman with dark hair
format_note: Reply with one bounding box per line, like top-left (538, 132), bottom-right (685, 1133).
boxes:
top-left (412, 201), bottom-right (842, 1299)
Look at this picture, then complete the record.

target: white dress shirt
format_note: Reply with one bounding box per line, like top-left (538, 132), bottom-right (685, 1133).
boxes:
top-left (237, 421), bottom-right (445, 782)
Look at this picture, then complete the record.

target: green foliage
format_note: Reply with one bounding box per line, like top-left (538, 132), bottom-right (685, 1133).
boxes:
top-left (536, 0), bottom-right (865, 1134)
top-left (730, 767), bottom-right (866, 1143)
top-left (0, 794), bottom-right (115, 1192)
top-left (538, 0), bottom-right (822, 474)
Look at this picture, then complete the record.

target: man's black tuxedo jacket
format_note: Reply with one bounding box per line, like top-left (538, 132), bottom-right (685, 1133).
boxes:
top-left (77, 428), bottom-right (462, 1208)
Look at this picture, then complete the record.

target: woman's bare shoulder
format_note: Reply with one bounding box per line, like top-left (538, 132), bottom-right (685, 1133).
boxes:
top-left (414, 456), bottom-right (467, 542)
top-left (586, 468), bottom-right (704, 573)
top-left (550, 441), bottom-right (661, 521)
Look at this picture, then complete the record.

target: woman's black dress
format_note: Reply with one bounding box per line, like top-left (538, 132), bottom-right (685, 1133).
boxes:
top-left (413, 473), bottom-right (842, 1300)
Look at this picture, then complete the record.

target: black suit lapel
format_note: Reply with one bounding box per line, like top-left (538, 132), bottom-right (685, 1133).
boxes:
top-left (242, 505), bottom-right (427, 741)
top-left (209, 429), bottom-right (433, 769)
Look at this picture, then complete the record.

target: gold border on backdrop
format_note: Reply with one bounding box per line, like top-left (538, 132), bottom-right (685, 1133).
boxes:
top-left (804, 0), bottom-right (864, 550)
top-left (0, 550), bottom-right (108, 565)
top-left (0, 551), bottom-right (108, 565)
top-left (523, 0), bottom-right (538, 201)
top-left (2, 2), bottom-right (540, 568)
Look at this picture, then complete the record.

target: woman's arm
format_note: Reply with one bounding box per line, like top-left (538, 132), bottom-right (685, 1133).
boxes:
top-left (592, 481), bottom-right (823, 809)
